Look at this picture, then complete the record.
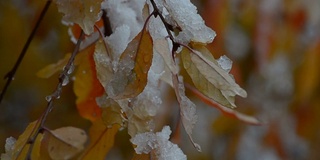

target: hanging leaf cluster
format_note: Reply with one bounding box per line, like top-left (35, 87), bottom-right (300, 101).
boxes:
top-left (1, 0), bottom-right (260, 159)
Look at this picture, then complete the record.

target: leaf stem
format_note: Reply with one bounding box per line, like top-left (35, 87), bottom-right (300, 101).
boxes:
top-left (0, 1), bottom-right (52, 104)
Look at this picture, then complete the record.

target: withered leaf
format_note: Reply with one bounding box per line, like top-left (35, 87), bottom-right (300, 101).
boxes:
top-left (181, 44), bottom-right (247, 108)
top-left (48, 127), bottom-right (87, 160)
top-left (172, 74), bottom-right (201, 152)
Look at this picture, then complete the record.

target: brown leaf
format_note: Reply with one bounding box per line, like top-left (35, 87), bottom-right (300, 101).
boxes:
top-left (48, 127), bottom-right (87, 160)
top-left (79, 119), bottom-right (120, 160)
top-left (108, 29), bottom-right (153, 99)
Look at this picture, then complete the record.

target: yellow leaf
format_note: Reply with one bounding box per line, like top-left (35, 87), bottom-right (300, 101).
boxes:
top-left (181, 44), bottom-right (246, 108)
top-left (101, 104), bottom-right (124, 127)
top-left (14, 121), bottom-right (37, 159)
top-left (30, 133), bottom-right (44, 160)
top-left (4, 121), bottom-right (44, 160)
top-left (36, 53), bottom-right (71, 78)
top-left (79, 119), bottom-right (120, 160)
top-left (36, 51), bottom-right (86, 79)
top-left (48, 127), bottom-right (87, 160)
top-left (109, 29), bottom-right (153, 99)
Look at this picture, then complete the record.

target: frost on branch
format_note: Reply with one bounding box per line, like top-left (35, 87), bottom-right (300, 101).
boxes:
top-left (53, 0), bottom-right (103, 35)
top-left (131, 126), bottom-right (187, 160)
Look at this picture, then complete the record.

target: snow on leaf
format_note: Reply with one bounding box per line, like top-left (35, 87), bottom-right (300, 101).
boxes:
top-left (1, 121), bottom-right (43, 160)
top-left (163, 0), bottom-right (216, 44)
top-left (107, 29), bottom-right (153, 99)
top-left (181, 44), bottom-right (247, 108)
top-left (185, 83), bottom-right (261, 125)
top-left (74, 45), bottom-right (104, 121)
top-left (79, 119), bottom-right (120, 160)
top-left (101, 0), bottom-right (146, 39)
top-left (48, 127), bottom-right (87, 160)
top-left (94, 40), bottom-right (114, 89)
top-left (53, 0), bottom-right (103, 35)
top-left (1, 137), bottom-right (16, 160)
top-left (172, 74), bottom-right (201, 152)
top-left (127, 58), bottom-right (163, 137)
top-left (131, 126), bottom-right (187, 160)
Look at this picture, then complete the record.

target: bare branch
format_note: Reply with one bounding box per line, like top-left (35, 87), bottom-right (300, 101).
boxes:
top-left (0, 1), bottom-right (52, 104)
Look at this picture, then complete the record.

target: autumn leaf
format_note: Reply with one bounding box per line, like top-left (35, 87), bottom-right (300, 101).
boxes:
top-left (74, 45), bottom-right (104, 121)
top-left (47, 126), bottom-right (87, 160)
top-left (107, 29), bottom-right (153, 99)
top-left (181, 44), bottom-right (247, 108)
top-left (93, 40), bottom-right (114, 90)
top-left (132, 152), bottom-right (151, 160)
top-left (171, 74), bottom-right (201, 152)
top-left (36, 53), bottom-right (71, 78)
top-left (79, 119), bottom-right (120, 160)
top-left (0, 121), bottom-right (43, 160)
top-left (100, 99), bottom-right (124, 127)
top-left (154, 39), bottom-right (178, 74)
top-left (53, 0), bottom-right (103, 35)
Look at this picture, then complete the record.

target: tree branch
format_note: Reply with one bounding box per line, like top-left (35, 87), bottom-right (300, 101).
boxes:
top-left (18, 30), bottom-right (85, 160)
top-left (0, 1), bottom-right (52, 104)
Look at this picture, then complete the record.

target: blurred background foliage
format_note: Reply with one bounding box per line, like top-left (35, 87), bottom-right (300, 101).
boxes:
top-left (1, 0), bottom-right (320, 159)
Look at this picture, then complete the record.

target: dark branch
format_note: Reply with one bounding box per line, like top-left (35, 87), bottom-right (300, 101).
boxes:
top-left (0, 1), bottom-right (52, 105)
top-left (21, 30), bottom-right (85, 160)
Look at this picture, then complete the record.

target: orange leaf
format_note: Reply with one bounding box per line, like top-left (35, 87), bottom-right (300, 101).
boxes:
top-left (109, 29), bottom-right (153, 99)
top-left (79, 119), bottom-right (120, 160)
top-left (74, 45), bottom-right (104, 121)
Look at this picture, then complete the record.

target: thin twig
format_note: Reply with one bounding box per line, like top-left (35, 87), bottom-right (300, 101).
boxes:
top-left (19, 30), bottom-right (85, 160)
top-left (0, 1), bottom-right (52, 104)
